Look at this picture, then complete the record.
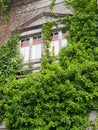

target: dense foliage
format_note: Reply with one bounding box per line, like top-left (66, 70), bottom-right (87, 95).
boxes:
top-left (0, 0), bottom-right (98, 130)
top-left (0, 32), bottom-right (21, 122)
top-left (4, 62), bottom-right (97, 130)
top-left (63, 0), bottom-right (98, 44)
top-left (59, 0), bottom-right (98, 129)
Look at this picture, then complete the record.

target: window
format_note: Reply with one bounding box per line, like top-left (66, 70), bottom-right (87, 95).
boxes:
top-left (62, 31), bottom-right (68, 47)
top-left (51, 32), bottom-right (58, 41)
top-left (32, 35), bottom-right (42, 60)
top-left (20, 30), bottom-right (68, 62)
top-left (33, 35), bottom-right (41, 40)
top-left (21, 38), bottom-right (30, 47)
top-left (50, 32), bottom-right (59, 55)
top-left (50, 41), bottom-right (59, 55)
top-left (20, 38), bottom-right (30, 62)
top-left (51, 32), bottom-right (58, 37)
top-left (32, 44), bottom-right (42, 60)
top-left (33, 35), bottom-right (42, 45)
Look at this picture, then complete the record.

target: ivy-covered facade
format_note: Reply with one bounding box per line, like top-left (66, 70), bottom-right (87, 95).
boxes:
top-left (0, 0), bottom-right (98, 130)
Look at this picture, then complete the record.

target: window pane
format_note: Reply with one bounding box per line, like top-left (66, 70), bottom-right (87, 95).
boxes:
top-left (50, 41), bottom-right (59, 55)
top-left (32, 45), bottom-right (37, 60)
top-left (36, 44), bottom-right (41, 59)
top-left (20, 46), bottom-right (29, 62)
top-left (62, 39), bottom-right (68, 47)
top-left (32, 44), bottom-right (41, 60)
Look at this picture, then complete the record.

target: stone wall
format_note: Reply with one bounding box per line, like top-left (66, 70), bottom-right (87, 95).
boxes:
top-left (0, 122), bottom-right (6, 130)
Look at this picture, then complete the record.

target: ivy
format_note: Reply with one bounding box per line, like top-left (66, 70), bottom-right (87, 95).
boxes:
top-left (0, 0), bottom-right (12, 13)
top-left (0, 31), bottom-right (22, 122)
top-left (50, 0), bottom-right (56, 11)
top-left (0, 31), bottom-right (21, 78)
top-left (4, 61), bottom-right (98, 130)
top-left (42, 21), bottom-right (54, 54)
top-left (0, 0), bottom-right (13, 23)
top-left (42, 21), bottom-right (56, 68)
top-left (0, 0), bottom-right (98, 130)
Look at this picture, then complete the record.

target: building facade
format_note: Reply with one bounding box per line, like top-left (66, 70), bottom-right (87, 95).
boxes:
top-left (0, 0), bottom-right (72, 44)
top-left (0, 1), bottom-right (71, 127)
top-left (0, 0), bottom-right (72, 63)
top-left (0, 0), bottom-right (97, 130)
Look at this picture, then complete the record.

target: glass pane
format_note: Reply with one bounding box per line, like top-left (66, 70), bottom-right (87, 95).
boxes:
top-left (62, 39), bottom-right (68, 47)
top-left (20, 46), bottom-right (29, 62)
top-left (32, 45), bottom-right (37, 60)
top-left (50, 41), bottom-right (59, 55)
top-left (36, 44), bottom-right (41, 59)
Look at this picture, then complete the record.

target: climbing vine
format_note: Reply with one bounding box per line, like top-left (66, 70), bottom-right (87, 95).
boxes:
top-left (0, 0), bottom-right (12, 13)
top-left (0, 0), bottom-right (98, 130)
top-left (42, 21), bottom-right (54, 56)
top-left (0, 0), bottom-right (13, 23)
top-left (0, 31), bottom-right (22, 122)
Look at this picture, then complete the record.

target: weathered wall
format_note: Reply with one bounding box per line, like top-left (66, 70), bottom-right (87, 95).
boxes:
top-left (0, 0), bottom-right (69, 44)
top-left (0, 122), bottom-right (6, 130)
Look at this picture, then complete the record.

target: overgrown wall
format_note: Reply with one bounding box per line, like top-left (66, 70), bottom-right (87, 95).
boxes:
top-left (0, 0), bottom-right (66, 44)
